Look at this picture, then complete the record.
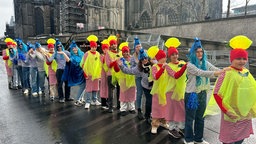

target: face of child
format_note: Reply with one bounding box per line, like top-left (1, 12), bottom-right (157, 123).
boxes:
top-left (90, 46), bottom-right (97, 52)
top-left (196, 48), bottom-right (203, 60)
top-left (141, 58), bottom-right (149, 64)
top-left (122, 51), bottom-right (130, 58)
top-left (110, 44), bottom-right (117, 51)
top-left (57, 45), bottom-right (62, 51)
top-left (170, 53), bottom-right (179, 63)
top-left (158, 57), bottom-right (167, 64)
top-left (231, 58), bottom-right (247, 69)
top-left (72, 47), bottom-right (78, 54)
top-left (135, 44), bottom-right (141, 53)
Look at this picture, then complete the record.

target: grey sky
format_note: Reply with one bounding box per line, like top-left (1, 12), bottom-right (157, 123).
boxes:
top-left (1, 0), bottom-right (256, 38)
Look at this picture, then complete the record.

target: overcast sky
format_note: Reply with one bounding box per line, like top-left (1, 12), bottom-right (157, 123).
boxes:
top-left (1, 0), bottom-right (256, 38)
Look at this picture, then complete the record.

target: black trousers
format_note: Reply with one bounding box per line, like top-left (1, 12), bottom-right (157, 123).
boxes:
top-left (107, 76), bottom-right (120, 109)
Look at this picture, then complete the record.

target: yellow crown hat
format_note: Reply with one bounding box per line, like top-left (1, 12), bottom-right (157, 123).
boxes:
top-left (229, 35), bottom-right (252, 62)
top-left (165, 37), bottom-right (181, 56)
top-left (119, 42), bottom-right (129, 53)
top-left (87, 35), bottom-right (98, 48)
top-left (108, 35), bottom-right (118, 45)
top-left (147, 46), bottom-right (159, 59)
top-left (229, 35), bottom-right (252, 50)
top-left (101, 39), bottom-right (110, 50)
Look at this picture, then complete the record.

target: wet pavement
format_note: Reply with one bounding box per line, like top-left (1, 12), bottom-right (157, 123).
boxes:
top-left (0, 60), bottom-right (255, 144)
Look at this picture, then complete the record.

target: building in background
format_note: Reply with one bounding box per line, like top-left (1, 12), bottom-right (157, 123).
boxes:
top-left (12, 0), bottom-right (222, 38)
top-left (13, 0), bottom-right (60, 39)
top-left (124, 0), bottom-right (222, 30)
top-left (60, 0), bottom-right (86, 33)
top-left (4, 16), bottom-right (15, 39)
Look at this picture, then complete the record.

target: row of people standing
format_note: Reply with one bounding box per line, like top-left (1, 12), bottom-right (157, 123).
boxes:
top-left (3, 34), bottom-right (256, 144)
top-left (116, 36), bottom-right (256, 144)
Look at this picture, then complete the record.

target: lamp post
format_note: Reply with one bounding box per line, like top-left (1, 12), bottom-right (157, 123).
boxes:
top-left (81, 2), bottom-right (118, 33)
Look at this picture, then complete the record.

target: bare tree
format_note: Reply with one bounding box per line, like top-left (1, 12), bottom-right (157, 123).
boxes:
top-left (226, 0), bottom-right (231, 18)
top-left (245, 0), bottom-right (250, 16)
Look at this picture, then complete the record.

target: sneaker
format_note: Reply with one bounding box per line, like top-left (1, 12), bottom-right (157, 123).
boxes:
top-left (50, 96), bottom-right (54, 101)
top-left (59, 99), bottom-right (65, 103)
top-left (32, 92), bottom-right (38, 97)
top-left (101, 106), bottom-right (108, 110)
top-left (137, 111), bottom-right (145, 120)
top-left (184, 140), bottom-right (194, 144)
top-left (84, 103), bottom-right (90, 109)
top-left (178, 129), bottom-right (184, 136)
top-left (168, 129), bottom-right (182, 138)
top-left (91, 100), bottom-right (101, 106)
top-left (129, 110), bottom-right (136, 114)
top-left (38, 91), bottom-right (43, 95)
top-left (23, 89), bottom-right (29, 95)
top-left (194, 140), bottom-right (209, 144)
top-left (160, 123), bottom-right (169, 129)
top-left (151, 127), bottom-right (157, 134)
top-left (74, 101), bottom-right (82, 106)
top-left (108, 108), bottom-right (113, 113)
top-left (120, 111), bottom-right (127, 116)
top-left (12, 86), bottom-right (18, 90)
top-left (66, 98), bottom-right (74, 101)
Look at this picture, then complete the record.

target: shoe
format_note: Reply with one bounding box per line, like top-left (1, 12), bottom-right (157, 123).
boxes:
top-left (129, 110), bottom-right (136, 114)
top-left (38, 91), bottom-right (43, 95)
top-left (84, 103), bottom-right (90, 109)
top-left (50, 96), bottom-right (54, 101)
top-left (178, 129), bottom-right (184, 136)
top-left (91, 100), bottom-right (101, 106)
top-left (137, 111), bottom-right (145, 120)
top-left (32, 92), bottom-right (38, 97)
top-left (12, 86), bottom-right (18, 90)
top-left (23, 89), bottom-right (29, 95)
top-left (18, 85), bottom-right (22, 89)
top-left (108, 108), bottom-right (113, 113)
top-left (81, 100), bottom-right (85, 104)
top-left (66, 98), bottom-right (74, 101)
top-left (151, 127), bottom-right (157, 134)
top-left (146, 118), bottom-right (152, 124)
top-left (160, 123), bottom-right (169, 129)
top-left (59, 99), bottom-right (65, 103)
top-left (120, 111), bottom-right (127, 116)
top-left (101, 106), bottom-right (108, 110)
top-left (184, 140), bottom-right (194, 144)
top-left (168, 129), bottom-right (182, 138)
top-left (74, 101), bottom-right (82, 106)
top-left (194, 140), bottom-right (209, 144)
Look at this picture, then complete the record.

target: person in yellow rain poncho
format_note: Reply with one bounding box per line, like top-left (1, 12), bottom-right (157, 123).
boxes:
top-left (147, 46), bottom-right (169, 134)
top-left (164, 37), bottom-right (187, 138)
top-left (210, 35), bottom-right (256, 144)
top-left (99, 39), bottom-right (110, 110)
top-left (116, 42), bottom-right (136, 116)
top-left (80, 35), bottom-right (102, 109)
top-left (3, 38), bottom-right (14, 89)
top-left (105, 35), bottom-right (122, 113)
top-left (44, 38), bottom-right (58, 101)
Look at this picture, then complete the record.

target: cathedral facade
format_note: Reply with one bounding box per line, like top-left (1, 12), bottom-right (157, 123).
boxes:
top-left (13, 0), bottom-right (60, 39)
top-left (13, 0), bottom-right (222, 38)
